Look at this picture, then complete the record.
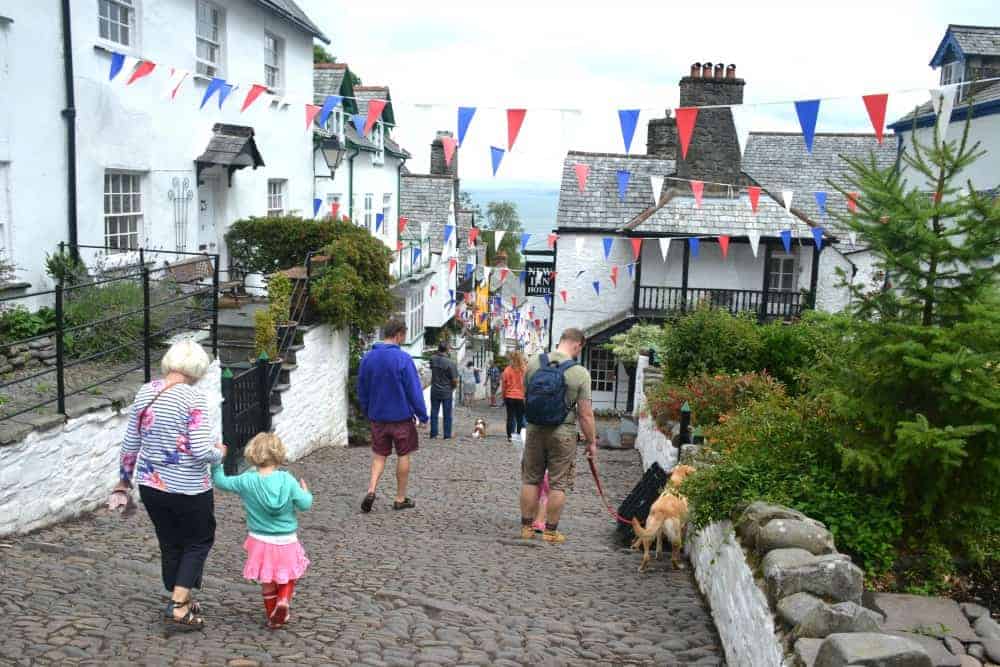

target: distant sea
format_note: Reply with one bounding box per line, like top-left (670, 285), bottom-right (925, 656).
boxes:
top-left (464, 183), bottom-right (559, 250)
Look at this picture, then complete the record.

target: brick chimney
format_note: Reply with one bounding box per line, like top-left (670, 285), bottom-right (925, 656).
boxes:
top-left (430, 130), bottom-right (459, 205)
top-left (677, 62), bottom-right (744, 188)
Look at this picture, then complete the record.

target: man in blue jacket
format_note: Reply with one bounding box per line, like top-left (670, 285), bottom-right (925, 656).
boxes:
top-left (357, 319), bottom-right (429, 513)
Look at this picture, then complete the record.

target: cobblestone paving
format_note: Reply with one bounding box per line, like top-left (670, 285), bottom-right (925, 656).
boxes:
top-left (0, 403), bottom-right (723, 666)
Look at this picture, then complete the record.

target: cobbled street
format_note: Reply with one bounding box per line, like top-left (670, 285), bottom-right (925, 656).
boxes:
top-left (0, 403), bottom-right (723, 666)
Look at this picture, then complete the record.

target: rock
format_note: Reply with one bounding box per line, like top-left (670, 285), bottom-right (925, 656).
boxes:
top-left (974, 617), bottom-right (1000, 640)
top-left (796, 602), bottom-right (883, 639)
top-left (758, 518), bottom-right (837, 556)
top-left (885, 632), bottom-right (962, 666)
top-left (763, 551), bottom-right (862, 606)
top-left (962, 605), bottom-right (991, 622)
top-left (957, 655), bottom-right (982, 667)
top-left (796, 638), bottom-right (824, 667)
top-left (0, 421), bottom-right (33, 445)
top-left (967, 645), bottom-right (984, 660)
top-left (815, 633), bottom-right (933, 667)
top-left (27, 338), bottom-right (51, 350)
top-left (943, 637), bottom-right (966, 655)
top-left (63, 396), bottom-right (112, 419)
top-left (871, 594), bottom-right (978, 641)
top-left (680, 444), bottom-right (702, 465)
top-left (981, 639), bottom-right (1000, 663)
top-left (0, 363), bottom-right (11, 374)
top-left (780, 593), bottom-right (827, 628)
top-left (736, 501), bottom-right (814, 549)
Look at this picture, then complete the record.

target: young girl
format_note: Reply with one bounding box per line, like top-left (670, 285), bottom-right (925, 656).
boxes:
top-left (532, 471), bottom-right (550, 534)
top-left (212, 432), bottom-right (312, 628)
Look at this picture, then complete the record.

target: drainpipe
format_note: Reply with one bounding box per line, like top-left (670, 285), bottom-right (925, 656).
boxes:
top-left (346, 146), bottom-right (359, 222)
top-left (60, 0), bottom-right (79, 257)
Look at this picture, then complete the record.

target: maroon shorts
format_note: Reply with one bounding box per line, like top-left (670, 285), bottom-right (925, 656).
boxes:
top-left (370, 419), bottom-right (419, 457)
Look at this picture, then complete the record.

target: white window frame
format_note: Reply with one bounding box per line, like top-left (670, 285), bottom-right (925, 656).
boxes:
top-left (768, 253), bottom-right (797, 292)
top-left (382, 193), bottom-right (392, 235)
top-left (104, 171), bottom-right (143, 251)
top-left (363, 193), bottom-right (374, 231)
top-left (588, 346), bottom-right (616, 393)
top-left (267, 179), bottom-right (286, 217)
top-left (371, 120), bottom-right (385, 166)
top-left (941, 59), bottom-right (964, 87)
top-left (324, 107), bottom-right (346, 144)
top-left (264, 32), bottom-right (283, 92)
top-left (406, 290), bottom-right (424, 342)
top-left (98, 0), bottom-right (136, 49)
top-left (195, 0), bottom-right (224, 78)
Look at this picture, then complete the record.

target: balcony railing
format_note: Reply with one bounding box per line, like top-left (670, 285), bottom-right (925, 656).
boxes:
top-left (390, 238), bottom-right (432, 281)
top-left (636, 286), bottom-right (803, 321)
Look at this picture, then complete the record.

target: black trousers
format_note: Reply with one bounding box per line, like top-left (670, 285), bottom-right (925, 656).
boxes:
top-left (140, 485), bottom-right (216, 592)
top-left (505, 398), bottom-right (526, 438)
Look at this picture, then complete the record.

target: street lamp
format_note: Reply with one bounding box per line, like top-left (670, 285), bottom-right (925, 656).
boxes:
top-left (320, 136), bottom-right (345, 174)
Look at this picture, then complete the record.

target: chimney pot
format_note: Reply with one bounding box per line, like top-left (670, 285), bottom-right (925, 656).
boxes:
top-left (690, 62), bottom-right (701, 78)
top-left (702, 62), bottom-right (714, 79)
top-left (726, 64), bottom-right (736, 79)
top-left (714, 63), bottom-right (724, 79)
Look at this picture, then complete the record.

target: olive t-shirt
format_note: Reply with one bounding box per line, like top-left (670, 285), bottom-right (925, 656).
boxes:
top-left (525, 351), bottom-right (592, 424)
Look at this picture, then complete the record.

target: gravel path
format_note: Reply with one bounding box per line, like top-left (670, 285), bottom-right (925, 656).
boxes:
top-left (0, 402), bottom-right (723, 666)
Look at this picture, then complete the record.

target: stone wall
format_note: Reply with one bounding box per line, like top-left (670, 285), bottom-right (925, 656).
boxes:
top-left (676, 74), bottom-right (745, 188)
top-left (1, 336), bottom-right (57, 375)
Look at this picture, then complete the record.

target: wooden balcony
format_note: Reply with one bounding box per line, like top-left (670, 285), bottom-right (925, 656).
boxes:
top-left (636, 286), bottom-right (804, 322)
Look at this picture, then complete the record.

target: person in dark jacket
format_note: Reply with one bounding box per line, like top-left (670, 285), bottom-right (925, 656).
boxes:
top-left (428, 341), bottom-right (458, 439)
top-left (357, 319), bottom-right (429, 513)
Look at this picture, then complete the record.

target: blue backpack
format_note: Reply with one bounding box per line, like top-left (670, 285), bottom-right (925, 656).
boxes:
top-left (525, 353), bottom-right (578, 426)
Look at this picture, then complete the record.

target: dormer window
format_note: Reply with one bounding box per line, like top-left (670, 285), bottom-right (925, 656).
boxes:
top-left (941, 59), bottom-right (964, 87)
top-left (325, 107), bottom-right (345, 143)
top-left (371, 120), bottom-right (385, 166)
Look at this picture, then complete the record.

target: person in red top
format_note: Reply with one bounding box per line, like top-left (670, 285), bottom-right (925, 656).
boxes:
top-left (501, 350), bottom-right (527, 442)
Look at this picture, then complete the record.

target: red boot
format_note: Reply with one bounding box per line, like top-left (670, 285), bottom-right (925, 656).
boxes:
top-left (262, 584), bottom-right (278, 627)
top-left (270, 580), bottom-right (296, 627)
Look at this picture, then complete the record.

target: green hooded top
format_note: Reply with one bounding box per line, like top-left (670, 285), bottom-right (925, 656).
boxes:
top-left (211, 464), bottom-right (313, 535)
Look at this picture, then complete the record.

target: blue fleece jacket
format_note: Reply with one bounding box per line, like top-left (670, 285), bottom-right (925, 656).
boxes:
top-left (357, 343), bottom-right (429, 423)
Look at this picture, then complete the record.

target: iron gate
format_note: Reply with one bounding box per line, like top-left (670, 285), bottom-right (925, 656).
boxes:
top-left (221, 357), bottom-right (272, 474)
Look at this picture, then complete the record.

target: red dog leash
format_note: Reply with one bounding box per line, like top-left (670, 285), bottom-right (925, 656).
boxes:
top-left (587, 456), bottom-right (632, 526)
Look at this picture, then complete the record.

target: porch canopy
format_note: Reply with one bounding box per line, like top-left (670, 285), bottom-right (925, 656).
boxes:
top-left (195, 123), bottom-right (265, 186)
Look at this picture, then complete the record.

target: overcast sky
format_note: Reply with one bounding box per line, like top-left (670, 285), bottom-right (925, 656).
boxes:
top-left (300, 0), bottom-right (998, 186)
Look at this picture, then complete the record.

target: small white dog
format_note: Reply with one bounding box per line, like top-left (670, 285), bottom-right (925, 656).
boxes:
top-left (472, 418), bottom-right (487, 439)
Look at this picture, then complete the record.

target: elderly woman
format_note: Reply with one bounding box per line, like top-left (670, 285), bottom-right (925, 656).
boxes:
top-left (110, 339), bottom-right (224, 631)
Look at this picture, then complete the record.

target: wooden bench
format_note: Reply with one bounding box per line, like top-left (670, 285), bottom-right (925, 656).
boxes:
top-left (165, 256), bottom-right (242, 300)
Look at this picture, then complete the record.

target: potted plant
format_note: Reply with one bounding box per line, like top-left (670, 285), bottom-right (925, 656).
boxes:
top-left (253, 308), bottom-right (282, 387)
top-left (267, 272), bottom-right (297, 353)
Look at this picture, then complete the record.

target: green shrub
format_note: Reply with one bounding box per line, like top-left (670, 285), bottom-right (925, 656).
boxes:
top-left (648, 371), bottom-right (784, 430)
top-left (605, 323), bottom-right (669, 365)
top-left (311, 221), bottom-right (394, 331)
top-left (0, 306), bottom-right (56, 345)
top-left (225, 216), bottom-right (339, 274)
top-left (253, 309), bottom-right (278, 361)
top-left (267, 272), bottom-right (293, 324)
top-left (662, 306), bottom-right (763, 382)
top-left (757, 311), bottom-right (842, 395)
top-left (44, 249), bottom-right (88, 285)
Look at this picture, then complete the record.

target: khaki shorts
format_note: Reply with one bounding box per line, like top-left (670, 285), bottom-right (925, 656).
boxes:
top-left (521, 424), bottom-right (578, 493)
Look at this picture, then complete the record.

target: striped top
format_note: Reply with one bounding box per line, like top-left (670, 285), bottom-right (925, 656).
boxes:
top-left (120, 380), bottom-right (222, 495)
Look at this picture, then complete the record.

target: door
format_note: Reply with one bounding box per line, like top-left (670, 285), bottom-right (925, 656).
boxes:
top-left (197, 177), bottom-right (218, 253)
top-left (586, 345), bottom-right (618, 411)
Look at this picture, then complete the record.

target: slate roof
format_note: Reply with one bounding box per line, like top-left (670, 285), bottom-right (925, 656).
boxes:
top-left (254, 0), bottom-right (329, 43)
top-left (456, 210), bottom-right (475, 252)
top-left (946, 25), bottom-right (1000, 59)
top-left (889, 80), bottom-right (1000, 128)
top-left (195, 124), bottom-right (264, 169)
top-left (741, 132), bottom-right (897, 230)
top-left (313, 64), bottom-right (358, 114)
top-left (400, 175), bottom-right (455, 254)
top-left (555, 152), bottom-right (676, 231)
top-left (627, 189), bottom-right (814, 239)
top-left (354, 86), bottom-right (396, 126)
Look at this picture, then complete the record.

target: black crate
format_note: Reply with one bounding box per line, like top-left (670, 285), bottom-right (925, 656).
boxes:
top-left (614, 462), bottom-right (669, 545)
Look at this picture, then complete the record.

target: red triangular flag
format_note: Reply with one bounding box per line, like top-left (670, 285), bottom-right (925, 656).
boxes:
top-left (305, 104), bottom-right (322, 129)
top-left (747, 185), bottom-right (761, 213)
top-left (610, 265), bottom-right (619, 287)
top-left (240, 84), bottom-right (268, 112)
top-left (560, 289), bottom-right (568, 303)
top-left (549, 271), bottom-right (558, 283)
top-left (398, 216), bottom-right (408, 233)
top-left (547, 233), bottom-right (558, 249)
top-left (448, 258), bottom-right (457, 274)
top-left (331, 201), bottom-right (340, 220)
top-left (512, 296), bottom-right (518, 307)
top-left (397, 240), bottom-right (404, 251)
top-left (507, 108), bottom-right (527, 151)
top-left (430, 285), bottom-right (437, 296)
top-left (441, 136), bottom-right (457, 166)
top-left (630, 238), bottom-right (643, 261)
top-left (127, 60), bottom-right (156, 85)
top-left (469, 227), bottom-right (479, 245)
top-left (862, 93), bottom-right (888, 144)
top-left (573, 163), bottom-right (589, 193)
top-left (719, 235), bottom-right (730, 258)
top-left (675, 107), bottom-right (699, 159)
top-left (500, 268), bottom-right (509, 282)
top-left (847, 192), bottom-right (859, 213)
top-left (691, 180), bottom-right (704, 208)
top-left (364, 99), bottom-right (388, 136)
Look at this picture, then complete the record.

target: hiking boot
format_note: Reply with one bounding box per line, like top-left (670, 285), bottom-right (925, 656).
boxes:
top-left (542, 529), bottom-right (566, 544)
top-left (519, 525), bottom-right (535, 540)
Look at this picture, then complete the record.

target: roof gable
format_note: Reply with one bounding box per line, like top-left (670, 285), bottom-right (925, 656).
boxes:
top-left (313, 64), bottom-right (358, 115)
top-left (253, 0), bottom-right (329, 43)
top-left (400, 175), bottom-right (455, 253)
top-left (354, 86), bottom-right (396, 127)
top-left (932, 25), bottom-right (1000, 66)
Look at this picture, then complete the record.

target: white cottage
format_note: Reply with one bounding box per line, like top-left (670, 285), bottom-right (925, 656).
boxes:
top-left (0, 0), bottom-right (329, 299)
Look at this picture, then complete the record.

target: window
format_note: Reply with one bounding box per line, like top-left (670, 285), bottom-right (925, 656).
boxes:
top-left (382, 194), bottom-right (392, 235)
top-left (324, 108), bottom-right (345, 142)
top-left (363, 193), bottom-right (373, 231)
top-left (371, 120), bottom-right (385, 165)
top-left (196, 1), bottom-right (223, 77)
top-left (267, 179), bottom-right (286, 216)
top-left (941, 59), bottom-right (964, 87)
top-left (264, 33), bottom-right (283, 91)
top-left (768, 254), bottom-right (796, 292)
top-left (588, 347), bottom-right (616, 393)
top-left (104, 171), bottom-right (143, 251)
top-left (406, 290), bottom-right (424, 341)
top-left (99, 0), bottom-right (134, 48)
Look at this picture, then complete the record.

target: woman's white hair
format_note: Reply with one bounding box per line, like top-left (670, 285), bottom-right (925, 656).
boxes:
top-left (160, 339), bottom-right (211, 381)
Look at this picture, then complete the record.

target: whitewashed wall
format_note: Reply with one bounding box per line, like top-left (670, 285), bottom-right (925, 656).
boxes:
top-left (896, 113), bottom-right (1000, 192)
top-left (551, 233), bottom-right (635, 338)
top-left (0, 359), bottom-right (222, 537)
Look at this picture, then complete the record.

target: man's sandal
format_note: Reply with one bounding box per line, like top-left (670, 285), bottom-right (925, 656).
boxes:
top-left (361, 492), bottom-right (376, 513)
top-left (392, 497), bottom-right (415, 510)
top-left (164, 599), bottom-right (204, 631)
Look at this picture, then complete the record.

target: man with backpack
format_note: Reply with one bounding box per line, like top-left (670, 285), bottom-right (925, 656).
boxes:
top-left (518, 328), bottom-right (597, 544)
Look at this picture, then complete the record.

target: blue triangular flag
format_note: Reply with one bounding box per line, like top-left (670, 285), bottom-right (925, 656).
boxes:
top-left (490, 146), bottom-right (505, 176)
top-left (200, 77), bottom-right (227, 109)
top-left (352, 114), bottom-right (366, 136)
top-left (443, 225), bottom-right (454, 243)
top-left (520, 233), bottom-right (531, 252)
top-left (627, 263), bottom-right (634, 279)
top-left (109, 52), bottom-right (126, 81)
top-left (457, 106), bottom-right (476, 145)
top-left (812, 227), bottom-right (824, 251)
top-left (780, 229), bottom-right (792, 253)
top-left (544, 294), bottom-right (551, 307)
top-left (217, 82), bottom-right (235, 109)
top-left (375, 212), bottom-right (384, 232)
top-left (814, 191), bottom-right (828, 217)
top-left (312, 198), bottom-right (322, 217)
top-left (514, 311), bottom-right (520, 322)
top-left (412, 247), bottom-right (421, 263)
top-left (689, 237), bottom-right (700, 258)
top-left (318, 95), bottom-right (343, 127)
top-left (794, 99), bottom-right (821, 153)
top-left (618, 109), bottom-right (640, 153)
top-left (616, 170), bottom-right (631, 201)
top-left (519, 271), bottom-right (526, 284)
top-left (449, 289), bottom-right (454, 302)
top-left (602, 237), bottom-right (613, 260)
top-left (593, 281), bottom-right (601, 296)
top-left (465, 263), bottom-right (473, 280)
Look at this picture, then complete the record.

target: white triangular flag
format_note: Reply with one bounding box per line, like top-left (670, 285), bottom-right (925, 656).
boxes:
top-left (650, 175), bottom-right (664, 205)
top-left (782, 190), bottom-right (794, 212)
top-left (161, 68), bottom-right (190, 100)
top-left (930, 84), bottom-right (958, 143)
top-left (493, 230), bottom-right (506, 251)
top-left (482, 267), bottom-right (492, 283)
top-left (574, 235), bottom-right (586, 255)
top-left (848, 231), bottom-right (857, 248)
top-left (747, 229), bottom-right (761, 258)
top-left (116, 55), bottom-right (140, 85)
top-left (658, 237), bottom-right (671, 263)
top-left (730, 104), bottom-right (752, 157)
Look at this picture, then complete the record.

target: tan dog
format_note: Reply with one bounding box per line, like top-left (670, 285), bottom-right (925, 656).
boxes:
top-left (472, 418), bottom-right (487, 439)
top-left (630, 464), bottom-right (697, 572)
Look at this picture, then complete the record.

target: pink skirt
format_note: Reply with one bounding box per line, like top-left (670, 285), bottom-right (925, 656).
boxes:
top-left (242, 536), bottom-right (310, 584)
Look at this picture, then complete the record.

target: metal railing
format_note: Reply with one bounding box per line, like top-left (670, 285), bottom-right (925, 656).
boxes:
top-left (636, 285), bottom-right (803, 322)
top-left (390, 238), bottom-right (432, 281)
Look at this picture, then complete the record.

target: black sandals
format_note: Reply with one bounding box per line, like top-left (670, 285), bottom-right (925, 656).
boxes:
top-left (361, 492), bottom-right (376, 513)
top-left (392, 498), bottom-right (415, 510)
top-left (164, 599), bottom-right (204, 631)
